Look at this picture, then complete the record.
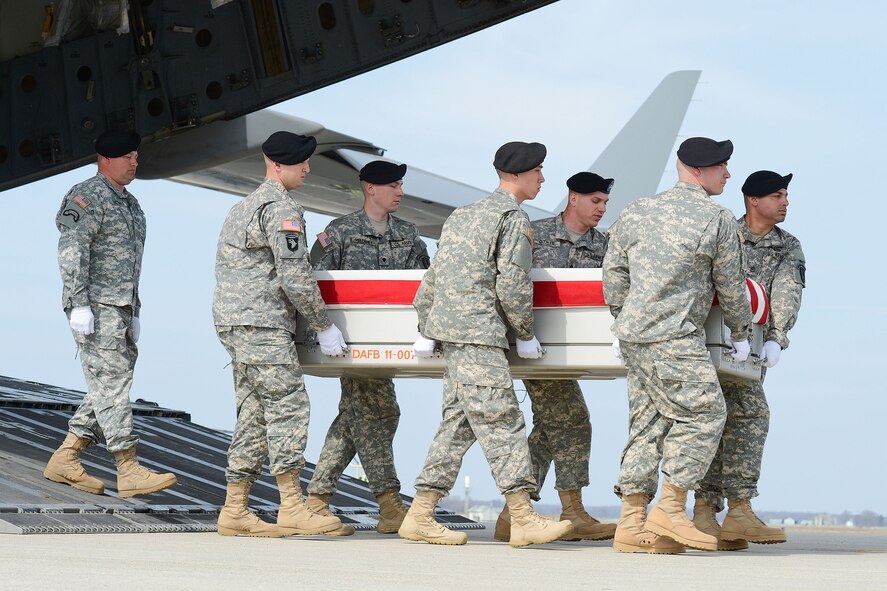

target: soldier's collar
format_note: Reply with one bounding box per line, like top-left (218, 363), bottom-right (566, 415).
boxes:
top-left (675, 181), bottom-right (711, 198)
top-left (358, 210), bottom-right (399, 238)
top-left (555, 213), bottom-right (595, 246)
top-left (97, 173), bottom-right (131, 200)
top-left (738, 216), bottom-right (783, 246)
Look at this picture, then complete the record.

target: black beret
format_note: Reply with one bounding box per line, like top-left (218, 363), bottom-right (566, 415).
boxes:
top-left (95, 129), bottom-right (141, 158)
top-left (262, 131), bottom-right (316, 164)
top-left (741, 170), bottom-right (793, 197)
top-left (677, 137), bottom-right (733, 167)
top-left (493, 141), bottom-right (547, 174)
top-left (359, 160), bottom-right (407, 184)
top-left (567, 172), bottom-right (614, 195)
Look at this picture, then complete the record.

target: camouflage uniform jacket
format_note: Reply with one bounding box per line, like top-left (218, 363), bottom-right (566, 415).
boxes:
top-left (56, 173), bottom-right (145, 315)
top-left (530, 213), bottom-right (608, 268)
top-left (213, 178), bottom-right (332, 333)
top-left (311, 210), bottom-right (430, 270)
top-left (737, 216), bottom-right (805, 349)
top-left (414, 188), bottom-right (534, 348)
top-left (603, 181), bottom-right (752, 343)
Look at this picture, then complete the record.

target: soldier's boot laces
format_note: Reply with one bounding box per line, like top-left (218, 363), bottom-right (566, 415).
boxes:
top-left (276, 471), bottom-right (342, 535)
top-left (613, 493), bottom-right (684, 554)
top-left (43, 432), bottom-right (104, 495)
top-left (306, 493), bottom-right (355, 536)
top-left (218, 480), bottom-right (285, 538)
top-left (375, 489), bottom-right (408, 534)
top-left (645, 481), bottom-right (718, 551)
top-left (398, 490), bottom-right (467, 545)
top-left (506, 489), bottom-right (574, 548)
top-left (493, 504), bottom-right (511, 542)
top-left (558, 489), bottom-right (617, 541)
top-left (113, 446), bottom-right (177, 498)
top-left (692, 497), bottom-right (748, 550)
top-left (720, 498), bottom-right (787, 544)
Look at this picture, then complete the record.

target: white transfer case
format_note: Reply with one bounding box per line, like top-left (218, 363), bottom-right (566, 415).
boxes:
top-left (295, 269), bottom-right (764, 382)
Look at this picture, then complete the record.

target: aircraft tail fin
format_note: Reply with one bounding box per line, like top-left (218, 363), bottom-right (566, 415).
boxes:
top-left (554, 70), bottom-right (701, 227)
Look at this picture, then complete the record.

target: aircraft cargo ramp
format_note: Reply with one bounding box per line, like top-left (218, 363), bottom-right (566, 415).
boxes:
top-left (0, 375), bottom-right (479, 535)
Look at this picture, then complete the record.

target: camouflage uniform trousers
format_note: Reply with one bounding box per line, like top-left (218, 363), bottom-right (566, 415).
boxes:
top-left (615, 333), bottom-right (727, 496)
top-left (68, 303), bottom-right (139, 453)
top-left (307, 376), bottom-right (401, 496)
top-left (696, 376), bottom-right (770, 511)
top-left (414, 343), bottom-right (535, 496)
top-left (217, 326), bottom-right (310, 482)
top-left (523, 379), bottom-right (591, 500)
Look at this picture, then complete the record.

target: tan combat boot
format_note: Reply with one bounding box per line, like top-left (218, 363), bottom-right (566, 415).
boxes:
top-left (557, 489), bottom-right (617, 541)
top-left (692, 497), bottom-right (748, 550)
top-left (307, 493), bottom-right (355, 536)
top-left (506, 490), bottom-right (574, 548)
top-left (645, 481), bottom-right (718, 551)
top-left (493, 504), bottom-right (510, 541)
top-left (275, 471), bottom-right (342, 535)
top-left (720, 498), bottom-right (787, 544)
top-left (613, 493), bottom-right (684, 554)
top-left (398, 490), bottom-right (467, 545)
top-left (218, 481), bottom-right (285, 537)
top-left (113, 447), bottom-right (177, 498)
top-left (375, 489), bottom-right (408, 534)
top-left (43, 432), bottom-right (105, 495)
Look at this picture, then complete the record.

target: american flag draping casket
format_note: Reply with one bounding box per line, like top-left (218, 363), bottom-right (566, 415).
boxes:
top-left (295, 269), bottom-right (767, 381)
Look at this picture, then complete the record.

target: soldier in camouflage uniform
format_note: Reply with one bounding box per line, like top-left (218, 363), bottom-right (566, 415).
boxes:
top-left (213, 131), bottom-right (347, 539)
top-left (306, 160), bottom-right (430, 536)
top-left (493, 172), bottom-right (616, 543)
top-left (399, 142), bottom-right (573, 548)
top-left (603, 137), bottom-right (753, 553)
top-left (44, 129), bottom-right (177, 499)
top-left (694, 170), bottom-right (805, 548)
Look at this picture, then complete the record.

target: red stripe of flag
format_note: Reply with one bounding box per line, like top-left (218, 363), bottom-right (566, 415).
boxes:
top-left (316, 280), bottom-right (607, 307)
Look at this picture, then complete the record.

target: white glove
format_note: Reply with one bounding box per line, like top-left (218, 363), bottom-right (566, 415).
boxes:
top-left (516, 336), bottom-right (544, 359)
top-left (69, 306), bottom-right (95, 335)
top-left (612, 338), bottom-right (623, 360)
top-left (761, 340), bottom-right (781, 368)
top-left (413, 335), bottom-right (437, 358)
top-left (318, 324), bottom-right (347, 356)
top-left (132, 316), bottom-right (141, 343)
top-left (731, 339), bottom-right (750, 362)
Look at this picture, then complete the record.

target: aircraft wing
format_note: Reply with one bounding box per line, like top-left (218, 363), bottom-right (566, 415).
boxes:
top-left (141, 71), bottom-right (701, 238)
top-left (137, 108), bottom-right (553, 239)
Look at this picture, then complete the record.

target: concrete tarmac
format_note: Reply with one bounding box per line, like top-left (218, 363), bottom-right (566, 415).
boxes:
top-left (1, 525), bottom-right (885, 590)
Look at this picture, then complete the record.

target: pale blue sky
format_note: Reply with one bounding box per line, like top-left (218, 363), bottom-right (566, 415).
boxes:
top-left (2, 0), bottom-right (884, 514)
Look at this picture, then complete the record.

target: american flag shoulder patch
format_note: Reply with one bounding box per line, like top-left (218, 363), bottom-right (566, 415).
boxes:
top-left (317, 231), bottom-right (332, 248)
top-left (73, 194), bottom-right (91, 209)
top-left (281, 219), bottom-right (302, 232)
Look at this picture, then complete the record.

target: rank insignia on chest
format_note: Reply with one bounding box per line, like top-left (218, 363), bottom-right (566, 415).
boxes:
top-left (281, 219), bottom-right (302, 233)
top-left (317, 231), bottom-right (332, 248)
top-left (73, 194), bottom-right (91, 209)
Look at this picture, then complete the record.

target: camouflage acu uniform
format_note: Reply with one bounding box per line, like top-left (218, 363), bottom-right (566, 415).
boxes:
top-left (56, 173), bottom-right (144, 453)
top-left (307, 210), bottom-right (429, 496)
top-left (412, 189), bottom-right (536, 496)
top-left (524, 214), bottom-right (607, 498)
top-left (698, 216), bottom-right (805, 510)
top-left (603, 181), bottom-right (752, 495)
top-left (213, 179), bottom-right (333, 482)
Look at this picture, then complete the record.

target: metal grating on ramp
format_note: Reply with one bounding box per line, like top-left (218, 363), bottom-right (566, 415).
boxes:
top-left (0, 375), bottom-right (482, 534)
